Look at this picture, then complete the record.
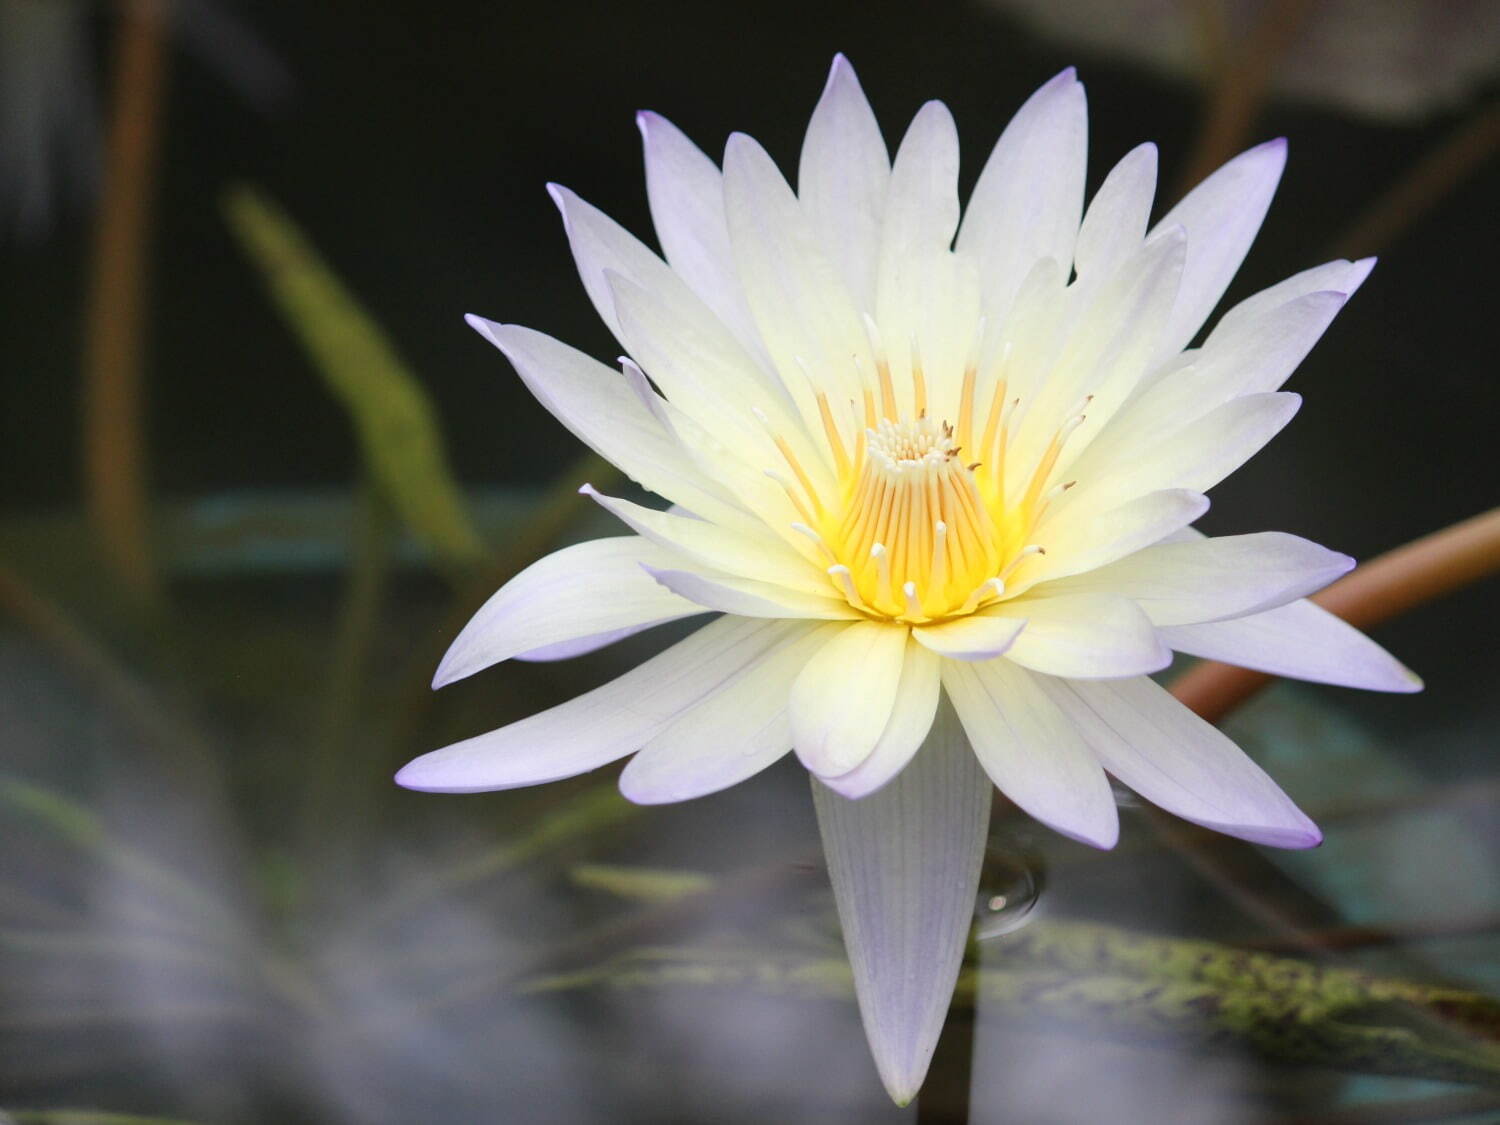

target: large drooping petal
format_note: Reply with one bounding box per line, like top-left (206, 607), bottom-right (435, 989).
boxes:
top-left (1032, 532), bottom-right (1355, 626)
top-left (993, 593), bottom-right (1170, 679)
top-left (1160, 599), bottom-right (1423, 692)
top-left (812, 698), bottom-right (991, 1105)
top-left (790, 621), bottom-right (907, 777)
top-left (943, 658), bottom-right (1119, 848)
top-left (1150, 138), bottom-right (1286, 358)
top-left (912, 613), bottom-right (1027, 661)
top-left (798, 54), bottom-right (889, 312)
top-left (398, 617), bottom-right (811, 792)
top-left (637, 111), bottom-right (768, 365)
top-left (466, 319), bottom-right (759, 536)
top-left (1039, 674), bottom-right (1321, 848)
top-left (959, 68), bottom-right (1087, 323)
top-left (619, 623), bottom-right (842, 803)
top-left (433, 536), bottom-right (705, 687)
top-left (820, 637), bottom-right (942, 799)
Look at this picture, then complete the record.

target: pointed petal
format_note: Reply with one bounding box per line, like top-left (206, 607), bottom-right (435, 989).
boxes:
top-left (1019, 488), bottom-right (1211, 591)
top-left (433, 536), bottom-right (703, 687)
top-left (467, 319), bottom-right (756, 535)
top-left (1207, 257), bottom-right (1375, 344)
top-left (812, 697), bottom-right (991, 1105)
top-left (1040, 674), bottom-right (1322, 848)
top-left (1151, 139), bottom-right (1286, 357)
top-left (620, 623), bottom-right (841, 803)
top-left (1034, 531), bottom-right (1355, 626)
top-left (821, 637), bottom-right (941, 799)
top-left (798, 54), bottom-right (890, 311)
top-left (995, 593), bottom-right (1170, 679)
top-left (514, 624), bottom-right (664, 663)
top-left (723, 131), bottom-right (873, 427)
top-left (1160, 599), bottom-right (1422, 692)
top-left (959, 69), bottom-right (1088, 322)
top-left (1072, 142), bottom-right (1157, 286)
top-left (637, 111), bottom-right (767, 363)
top-left (790, 620), bottom-right (908, 776)
top-left (1193, 289), bottom-right (1353, 398)
top-left (943, 659), bottom-right (1119, 848)
top-left (642, 564), bottom-right (858, 619)
top-left (912, 614), bottom-right (1027, 661)
top-left (397, 618), bottom-right (808, 792)
top-left (881, 100), bottom-right (961, 259)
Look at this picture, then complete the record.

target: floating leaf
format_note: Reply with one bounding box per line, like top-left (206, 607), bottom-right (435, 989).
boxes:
top-left (221, 185), bottom-right (484, 575)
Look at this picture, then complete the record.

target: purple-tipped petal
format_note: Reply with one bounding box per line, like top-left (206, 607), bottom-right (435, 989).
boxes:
top-left (1040, 674), bottom-right (1323, 848)
top-left (1160, 598), bottom-right (1423, 693)
top-left (398, 617), bottom-right (804, 793)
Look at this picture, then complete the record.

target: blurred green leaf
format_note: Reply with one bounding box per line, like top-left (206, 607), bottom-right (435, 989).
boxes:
top-left (6, 1112), bottom-right (207, 1125)
top-left (569, 863), bottom-right (715, 903)
top-left (221, 185), bottom-right (484, 575)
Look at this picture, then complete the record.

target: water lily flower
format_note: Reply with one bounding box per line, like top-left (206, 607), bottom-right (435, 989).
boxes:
top-left (398, 56), bottom-right (1420, 1103)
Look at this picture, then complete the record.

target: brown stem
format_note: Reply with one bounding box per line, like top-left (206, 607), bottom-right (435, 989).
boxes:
top-left (1172, 0), bottom-right (1313, 200)
top-left (1172, 506), bottom-right (1500, 724)
top-left (1330, 100), bottom-right (1500, 260)
top-left (82, 0), bottom-right (171, 607)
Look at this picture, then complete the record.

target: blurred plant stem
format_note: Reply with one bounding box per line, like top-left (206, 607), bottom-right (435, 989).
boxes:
top-left (221, 185), bottom-right (485, 581)
top-left (0, 560), bottom-right (219, 797)
top-left (1172, 505), bottom-right (1500, 724)
top-left (7, 1108), bottom-right (209, 1124)
top-left (1330, 99), bottom-right (1500, 260)
top-left (82, 0), bottom-right (171, 610)
top-left (1173, 0), bottom-right (1312, 200)
top-left (299, 477), bottom-right (395, 858)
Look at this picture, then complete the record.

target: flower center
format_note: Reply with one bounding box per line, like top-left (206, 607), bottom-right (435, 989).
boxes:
top-left (761, 325), bottom-right (1087, 624)
top-left (823, 416), bottom-right (1004, 621)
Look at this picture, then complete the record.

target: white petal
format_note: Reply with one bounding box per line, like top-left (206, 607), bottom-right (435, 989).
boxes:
top-left (912, 614), bottom-right (1027, 661)
top-left (1040, 674), bottom-right (1321, 848)
top-left (812, 697), bottom-right (991, 1105)
top-left (1034, 532), bottom-right (1355, 626)
top-left (821, 637), bottom-right (942, 799)
top-left (798, 54), bottom-right (889, 312)
top-left (637, 111), bottom-right (769, 366)
top-left (397, 617), bottom-right (809, 792)
top-left (467, 319), bottom-right (757, 535)
top-left (1207, 257), bottom-right (1375, 343)
top-left (433, 536), bottom-right (703, 687)
top-left (619, 623), bottom-right (841, 803)
top-left (582, 485), bottom-right (831, 596)
top-left (943, 659), bottom-right (1119, 848)
top-left (514, 625), bottom-right (663, 663)
top-left (1019, 488), bottom-right (1210, 590)
top-left (995, 593), bottom-right (1170, 679)
top-left (1193, 289), bottom-right (1353, 399)
top-left (723, 131), bottom-right (872, 431)
top-left (1058, 391), bottom-right (1300, 520)
top-left (881, 100), bottom-right (960, 260)
top-left (1160, 599), bottom-right (1422, 693)
top-left (642, 565), bottom-right (857, 619)
top-left (1072, 142), bottom-right (1157, 286)
top-left (958, 68), bottom-right (1087, 322)
top-left (790, 620), bottom-right (908, 776)
top-left (1151, 138), bottom-right (1286, 358)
